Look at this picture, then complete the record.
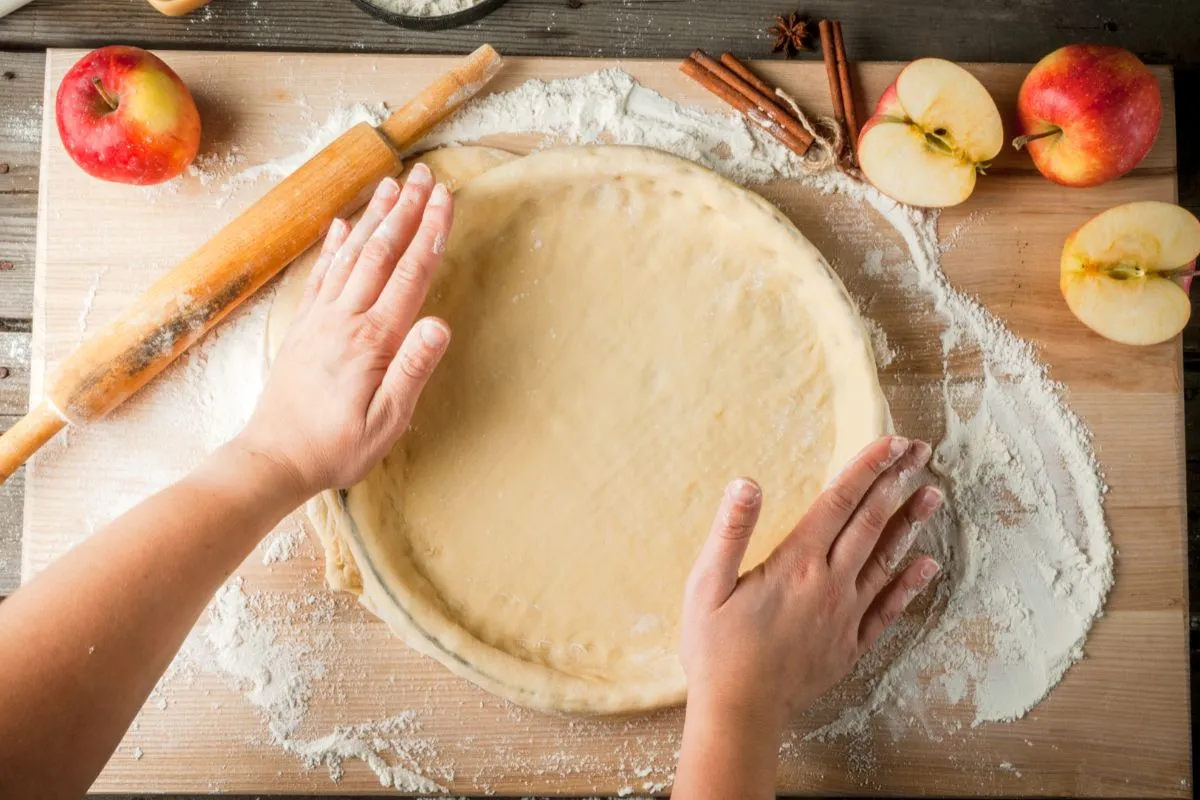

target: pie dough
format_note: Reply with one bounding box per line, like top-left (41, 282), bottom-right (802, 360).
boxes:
top-left (267, 145), bottom-right (889, 714)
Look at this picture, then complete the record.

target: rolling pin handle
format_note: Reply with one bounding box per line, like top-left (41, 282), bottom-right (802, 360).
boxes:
top-left (0, 401), bottom-right (67, 485)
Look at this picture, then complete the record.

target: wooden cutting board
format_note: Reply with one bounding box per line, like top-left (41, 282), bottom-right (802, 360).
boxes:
top-left (26, 51), bottom-right (1188, 796)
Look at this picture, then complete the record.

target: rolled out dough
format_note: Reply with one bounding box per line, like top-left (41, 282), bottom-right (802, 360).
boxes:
top-left (268, 145), bottom-right (889, 714)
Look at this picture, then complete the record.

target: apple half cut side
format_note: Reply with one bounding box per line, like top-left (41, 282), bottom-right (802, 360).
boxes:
top-left (857, 58), bottom-right (1004, 208)
top-left (1060, 201), bottom-right (1200, 346)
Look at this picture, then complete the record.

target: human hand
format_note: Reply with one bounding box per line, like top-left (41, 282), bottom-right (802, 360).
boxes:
top-left (236, 165), bottom-right (453, 497)
top-left (681, 436), bottom-right (943, 736)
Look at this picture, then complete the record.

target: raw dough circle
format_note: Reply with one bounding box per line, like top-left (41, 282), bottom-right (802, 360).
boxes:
top-left (271, 145), bottom-right (889, 714)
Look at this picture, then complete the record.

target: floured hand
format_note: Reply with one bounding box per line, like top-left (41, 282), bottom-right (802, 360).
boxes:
top-left (237, 165), bottom-right (454, 496)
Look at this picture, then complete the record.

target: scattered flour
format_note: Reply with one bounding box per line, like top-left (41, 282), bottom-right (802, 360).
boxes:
top-left (43, 68), bottom-right (1114, 791)
top-left (0, 97), bottom-right (42, 144)
top-left (861, 317), bottom-right (897, 369)
top-left (180, 104), bottom-right (389, 199)
top-left (260, 523), bottom-right (307, 566)
top-left (940, 210), bottom-right (990, 255)
top-left (861, 248), bottom-right (887, 278)
top-left (419, 69), bottom-right (789, 185)
top-left (76, 266), bottom-right (110, 340)
top-left (231, 103), bottom-right (388, 189)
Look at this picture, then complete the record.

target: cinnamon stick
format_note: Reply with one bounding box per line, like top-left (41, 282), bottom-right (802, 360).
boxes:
top-left (680, 56), bottom-right (813, 157)
top-left (817, 20), bottom-right (846, 135)
top-left (719, 52), bottom-right (775, 99)
top-left (832, 21), bottom-right (860, 153)
top-left (688, 50), bottom-right (814, 150)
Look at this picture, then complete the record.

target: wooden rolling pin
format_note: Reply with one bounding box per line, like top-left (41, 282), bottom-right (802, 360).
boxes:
top-left (0, 44), bottom-right (504, 485)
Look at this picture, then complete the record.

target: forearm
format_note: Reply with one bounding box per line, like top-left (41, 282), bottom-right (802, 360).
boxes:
top-left (673, 696), bottom-right (782, 800)
top-left (0, 441), bottom-right (307, 798)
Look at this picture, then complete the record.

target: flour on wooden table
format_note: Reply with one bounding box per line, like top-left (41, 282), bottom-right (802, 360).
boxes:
top-left (862, 317), bottom-right (897, 369)
top-left (259, 520), bottom-right (308, 565)
top-left (180, 103), bottom-right (388, 199)
top-left (50, 70), bottom-right (1112, 790)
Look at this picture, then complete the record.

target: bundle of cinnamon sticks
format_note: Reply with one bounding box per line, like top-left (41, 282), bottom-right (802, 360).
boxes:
top-left (680, 19), bottom-right (860, 163)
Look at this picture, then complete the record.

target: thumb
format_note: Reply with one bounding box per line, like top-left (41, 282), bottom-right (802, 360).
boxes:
top-left (686, 478), bottom-right (762, 610)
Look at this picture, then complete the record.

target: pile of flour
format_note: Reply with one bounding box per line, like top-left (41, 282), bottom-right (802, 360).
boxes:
top-left (364, 0), bottom-right (485, 17)
top-left (71, 68), bottom-right (1111, 789)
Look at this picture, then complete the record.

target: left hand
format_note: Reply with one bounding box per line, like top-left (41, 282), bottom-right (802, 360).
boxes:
top-left (236, 165), bottom-right (455, 497)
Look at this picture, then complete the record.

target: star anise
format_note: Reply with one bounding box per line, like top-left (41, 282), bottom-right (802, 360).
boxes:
top-left (768, 12), bottom-right (811, 58)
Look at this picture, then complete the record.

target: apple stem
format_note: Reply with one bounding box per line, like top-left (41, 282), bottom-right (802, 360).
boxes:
top-left (90, 77), bottom-right (118, 112)
top-left (1011, 127), bottom-right (1061, 151)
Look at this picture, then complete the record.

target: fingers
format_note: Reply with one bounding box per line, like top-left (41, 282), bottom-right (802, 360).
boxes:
top-left (297, 218), bottom-right (351, 317)
top-left (827, 440), bottom-right (933, 575)
top-left (367, 317), bottom-right (452, 438)
top-left (318, 178), bottom-right (402, 302)
top-left (858, 556), bottom-right (940, 652)
top-left (787, 436), bottom-right (909, 555)
top-left (855, 485), bottom-right (943, 600)
top-left (685, 478), bottom-right (762, 610)
top-left (340, 164), bottom-right (437, 312)
top-left (369, 182), bottom-right (454, 330)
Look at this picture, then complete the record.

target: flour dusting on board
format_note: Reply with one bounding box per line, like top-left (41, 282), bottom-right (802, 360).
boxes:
top-left (180, 103), bottom-right (389, 197)
top-left (48, 70), bottom-right (1113, 791)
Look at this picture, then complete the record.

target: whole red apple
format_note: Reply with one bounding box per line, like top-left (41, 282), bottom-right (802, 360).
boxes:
top-left (56, 46), bottom-right (201, 186)
top-left (1013, 44), bottom-right (1160, 188)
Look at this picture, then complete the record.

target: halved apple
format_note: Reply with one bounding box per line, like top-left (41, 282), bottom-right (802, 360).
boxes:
top-left (857, 59), bottom-right (1003, 208)
top-left (1060, 201), bottom-right (1200, 346)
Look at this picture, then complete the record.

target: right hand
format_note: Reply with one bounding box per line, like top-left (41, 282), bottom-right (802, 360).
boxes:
top-left (681, 436), bottom-right (943, 735)
top-left (235, 164), bottom-right (454, 498)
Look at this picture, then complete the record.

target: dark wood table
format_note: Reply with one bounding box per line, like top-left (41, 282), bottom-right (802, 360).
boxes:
top-left (1, 0), bottom-right (1198, 796)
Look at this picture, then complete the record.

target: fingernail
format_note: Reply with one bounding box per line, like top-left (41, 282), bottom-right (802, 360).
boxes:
top-left (917, 486), bottom-right (944, 518)
top-left (889, 436), bottom-right (909, 458)
top-left (419, 319), bottom-right (450, 349)
top-left (727, 478), bottom-right (761, 508)
top-left (920, 560), bottom-right (941, 582)
top-left (912, 440), bottom-right (933, 463)
top-left (409, 162), bottom-right (433, 185)
top-left (429, 183), bottom-right (451, 206)
top-left (379, 177), bottom-right (400, 196)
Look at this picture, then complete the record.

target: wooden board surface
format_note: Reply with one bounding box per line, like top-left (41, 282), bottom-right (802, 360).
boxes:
top-left (23, 50), bottom-right (1189, 796)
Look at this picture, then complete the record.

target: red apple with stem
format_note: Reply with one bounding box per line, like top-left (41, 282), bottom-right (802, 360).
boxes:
top-left (1013, 45), bottom-right (1161, 188)
top-left (56, 46), bottom-right (201, 186)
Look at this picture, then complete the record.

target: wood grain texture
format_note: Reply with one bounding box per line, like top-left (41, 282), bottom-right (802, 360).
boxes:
top-left (1, 0), bottom-right (1199, 65)
top-left (16, 50), bottom-right (1187, 796)
top-left (0, 333), bottom-right (32, 417)
top-left (0, 53), bottom-right (43, 323)
top-left (0, 420), bottom-right (22, 597)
